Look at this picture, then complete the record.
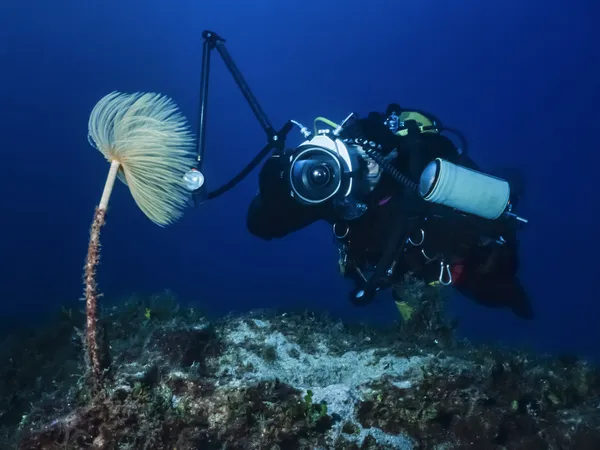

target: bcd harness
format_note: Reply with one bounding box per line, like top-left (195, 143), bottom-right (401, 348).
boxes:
top-left (333, 120), bottom-right (458, 306)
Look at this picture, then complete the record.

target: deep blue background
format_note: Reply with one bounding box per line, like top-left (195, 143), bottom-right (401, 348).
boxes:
top-left (1, 1), bottom-right (598, 360)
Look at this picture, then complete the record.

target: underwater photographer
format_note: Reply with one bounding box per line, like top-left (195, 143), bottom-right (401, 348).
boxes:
top-left (245, 104), bottom-right (533, 320)
top-left (187, 31), bottom-right (532, 321)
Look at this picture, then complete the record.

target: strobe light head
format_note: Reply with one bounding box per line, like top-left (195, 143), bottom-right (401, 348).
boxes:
top-left (288, 145), bottom-right (345, 204)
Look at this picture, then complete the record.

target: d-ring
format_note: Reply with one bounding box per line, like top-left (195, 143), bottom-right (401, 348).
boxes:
top-left (439, 262), bottom-right (452, 286)
top-left (333, 222), bottom-right (349, 239)
top-left (408, 229), bottom-right (425, 246)
top-left (422, 249), bottom-right (437, 263)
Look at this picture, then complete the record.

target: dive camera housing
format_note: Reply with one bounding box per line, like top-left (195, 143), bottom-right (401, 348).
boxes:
top-left (288, 134), bottom-right (352, 204)
top-left (288, 133), bottom-right (380, 207)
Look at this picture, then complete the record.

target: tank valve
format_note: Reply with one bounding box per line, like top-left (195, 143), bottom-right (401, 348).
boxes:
top-left (504, 211), bottom-right (528, 224)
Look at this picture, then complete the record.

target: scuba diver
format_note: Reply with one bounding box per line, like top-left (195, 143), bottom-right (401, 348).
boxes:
top-left (245, 104), bottom-right (533, 320)
top-left (185, 31), bottom-right (531, 320)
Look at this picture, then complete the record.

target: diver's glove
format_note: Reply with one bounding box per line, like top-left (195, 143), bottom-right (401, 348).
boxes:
top-left (340, 112), bottom-right (399, 153)
top-left (258, 153), bottom-right (292, 204)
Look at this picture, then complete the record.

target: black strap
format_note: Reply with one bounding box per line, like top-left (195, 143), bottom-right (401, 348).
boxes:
top-left (349, 117), bottom-right (425, 306)
top-left (351, 194), bottom-right (421, 306)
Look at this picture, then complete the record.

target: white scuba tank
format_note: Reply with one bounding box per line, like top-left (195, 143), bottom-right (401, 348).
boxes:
top-left (419, 158), bottom-right (510, 220)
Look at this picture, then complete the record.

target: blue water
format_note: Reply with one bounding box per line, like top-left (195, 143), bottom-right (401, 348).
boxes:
top-left (1, 0), bottom-right (598, 361)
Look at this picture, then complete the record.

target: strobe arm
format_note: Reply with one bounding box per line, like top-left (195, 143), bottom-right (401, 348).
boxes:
top-left (190, 30), bottom-right (290, 203)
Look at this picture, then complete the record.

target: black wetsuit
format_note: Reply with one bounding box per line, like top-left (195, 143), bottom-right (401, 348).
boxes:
top-left (246, 113), bottom-right (534, 319)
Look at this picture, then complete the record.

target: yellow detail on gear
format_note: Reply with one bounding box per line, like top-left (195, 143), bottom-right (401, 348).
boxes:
top-left (313, 117), bottom-right (339, 135)
top-left (395, 301), bottom-right (414, 321)
top-left (395, 111), bottom-right (439, 135)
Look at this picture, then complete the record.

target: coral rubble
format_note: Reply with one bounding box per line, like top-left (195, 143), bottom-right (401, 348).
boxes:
top-left (1, 292), bottom-right (599, 449)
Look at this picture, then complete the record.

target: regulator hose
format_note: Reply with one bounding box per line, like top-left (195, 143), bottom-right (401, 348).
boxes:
top-left (306, 116), bottom-right (419, 193)
top-left (356, 138), bottom-right (419, 193)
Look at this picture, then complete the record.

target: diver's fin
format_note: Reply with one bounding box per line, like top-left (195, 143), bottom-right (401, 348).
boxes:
top-left (395, 301), bottom-right (414, 322)
top-left (508, 278), bottom-right (535, 320)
